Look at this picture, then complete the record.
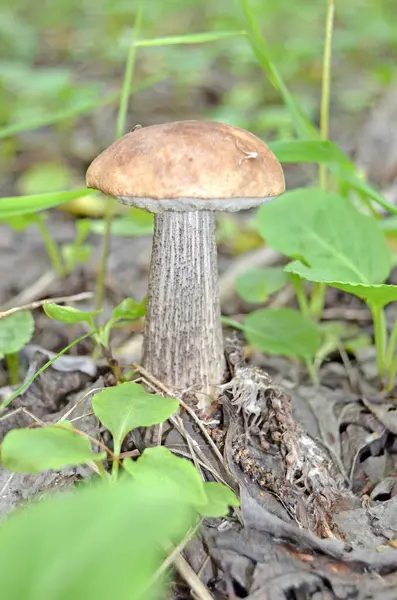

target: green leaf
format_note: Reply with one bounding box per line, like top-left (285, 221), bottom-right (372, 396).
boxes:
top-left (135, 31), bottom-right (246, 47)
top-left (258, 189), bottom-right (391, 284)
top-left (92, 383), bottom-right (179, 453)
top-left (43, 303), bottom-right (99, 325)
top-left (1, 423), bottom-right (105, 473)
top-left (124, 446), bottom-right (207, 507)
top-left (0, 189), bottom-right (96, 218)
top-left (269, 140), bottom-right (353, 167)
top-left (0, 311), bottom-right (34, 359)
top-left (286, 265), bottom-right (397, 309)
top-left (0, 477), bottom-right (195, 600)
top-left (243, 307), bottom-right (321, 360)
top-left (236, 267), bottom-right (288, 303)
top-left (112, 297), bottom-right (146, 320)
top-left (199, 482), bottom-right (240, 517)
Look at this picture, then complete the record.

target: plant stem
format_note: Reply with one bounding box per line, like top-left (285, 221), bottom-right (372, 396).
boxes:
top-left (1, 332), bottom-right (92, 411)
top-left (5, 353), bottom-right (19, 386)
top-left (370, 304), bottom-right (387, 378)
top-left (319, 0), bottom-right (335, 190)
top-left (111, 442), bottom-right (121, 481)
top-left (386, 355), bottom-right (397, 392)
top-left (310, 0), bottom-right (335, 320)
top-left (94, 0), bottom-right (144, 313)
top-left (290, 275), bottom-right (310, 316)
top-left (305, 359), bottom-right (319, 386)
top-left (36, 215), bottom-right (64, 277)
top-left (309, 282), bottom-right (327, 320)
top-left (385, 318), bottom-right (397, 370)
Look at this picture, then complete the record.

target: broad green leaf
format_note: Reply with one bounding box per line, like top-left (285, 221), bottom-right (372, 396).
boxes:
top-left (236, 267), bottom-right (288, 303)
top-left (124, 446), bottom-right (207, 507)
top-left (135, 31), bottom-right (246, 47)
top-left (0, 76), bottom-right (162, 139)
top-left (243, 307), bottom-right (321, 360)
top-left (239, 0), bottom-right (316, 139)
top-left (112, 297), bottom-right (146, 320)
top-left (0, 189), bottom-right (96, 218)
top-left (269, 140), bottom-right (353, 167)
top-left (1, 423), bottom-right (105, 473)
top-left (286, 264), bottom-right (397, 309)
top-left (2, 214), bottom-right (38, 231)
top-left (199, 482), bottom-right (240, 518)
top-left (92, 383), bottom-right (179, 453)
top-left (43, 303), bottom-right (99, 325)
top-left (0, 311), bottom-right (34, 359)
top-left (87, 211), bottom-right (153, 236)
top-left (258, 189), bottom-right (391, 284)
top-left (381, 216), bottom-right (397, 233)
top-left (0, 477), bottom-right (194, 600)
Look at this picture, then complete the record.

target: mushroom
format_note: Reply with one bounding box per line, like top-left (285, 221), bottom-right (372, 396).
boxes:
top-left (86, 121), bottom-right (285, 409)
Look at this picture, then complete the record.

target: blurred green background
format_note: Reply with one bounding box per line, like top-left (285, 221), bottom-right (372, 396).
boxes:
top-left (1, 0), bottom-right (397, 198)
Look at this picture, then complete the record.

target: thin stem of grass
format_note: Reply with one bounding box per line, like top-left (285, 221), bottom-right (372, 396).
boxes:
top-left (310, 0), bottom-right (335, 319)
top-left (370, 304), bottom-right (387, 379)
top-left (36, 215), bottom-right (65, 277)
top-left (319, 0), bottom-right (335, 190)
top-left (95, 0), bottom-right (145, 313)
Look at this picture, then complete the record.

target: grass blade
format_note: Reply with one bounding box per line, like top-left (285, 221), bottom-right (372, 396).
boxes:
top-left (0, 189), bottom-right (96, 218)
top-left (239, 0), bottom-right (316, 139)
top-left (269, 139), bottom-right (353, 167)
top-left (135, 31), bottom-right (246, 47)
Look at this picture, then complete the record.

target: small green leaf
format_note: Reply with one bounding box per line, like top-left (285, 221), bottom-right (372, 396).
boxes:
top-left (112, 297), bottom-right (146, 320)
top-left (92, 383), bottom-right (179, 453)
top-left (0, 477), bottom-right (195, 600)
top-left (43, 303), bottom-right (99, 325)
top-left (124, 446), bottom-right (207, 507)
top-left (269, 139), bottom-right (353, 167)
top-left (236, 267), bottom-right (288, 303)
top-left (0, 311), bottom-right (34, 359)
top-left (0, 189), bottom-right (96, 218)
top-left (243, 307), bottom-right (321, 360)
top-left (1, 424), bottom-right (105, 473)
top-left (199, 482), bottom-right (240, 517)
top-left (258, 189), bottom-right (391, 284)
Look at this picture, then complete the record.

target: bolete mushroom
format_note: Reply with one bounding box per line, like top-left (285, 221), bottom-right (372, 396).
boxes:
top-left (86, 121), bottom-right (285, 409)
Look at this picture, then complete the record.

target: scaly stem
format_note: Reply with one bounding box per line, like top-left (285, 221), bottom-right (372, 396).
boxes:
top-left (95, 0), bottom-right (144, 312)
top-left (370, 304), bottom-right (387, 379)
top-left (36, 215), bottom-right (64, 277)
top-left (143, 211), bottom-right (225, 409)
top-left (5, 353), bottom-right (19, 386)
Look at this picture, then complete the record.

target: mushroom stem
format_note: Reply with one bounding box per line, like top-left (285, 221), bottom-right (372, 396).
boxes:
top-left (142, 211), bottom-right (225, 408)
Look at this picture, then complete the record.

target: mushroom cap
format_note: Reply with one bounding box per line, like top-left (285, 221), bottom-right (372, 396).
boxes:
top-left (86, 120), bottom-right (285, 212)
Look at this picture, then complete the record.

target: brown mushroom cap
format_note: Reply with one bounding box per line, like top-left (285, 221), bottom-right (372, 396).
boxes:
top-left (86, 120), bottom-right (285, 212)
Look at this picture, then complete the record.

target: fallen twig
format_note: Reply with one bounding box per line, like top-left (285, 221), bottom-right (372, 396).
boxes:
top-left (0, 291), bottom-right (94, 319)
